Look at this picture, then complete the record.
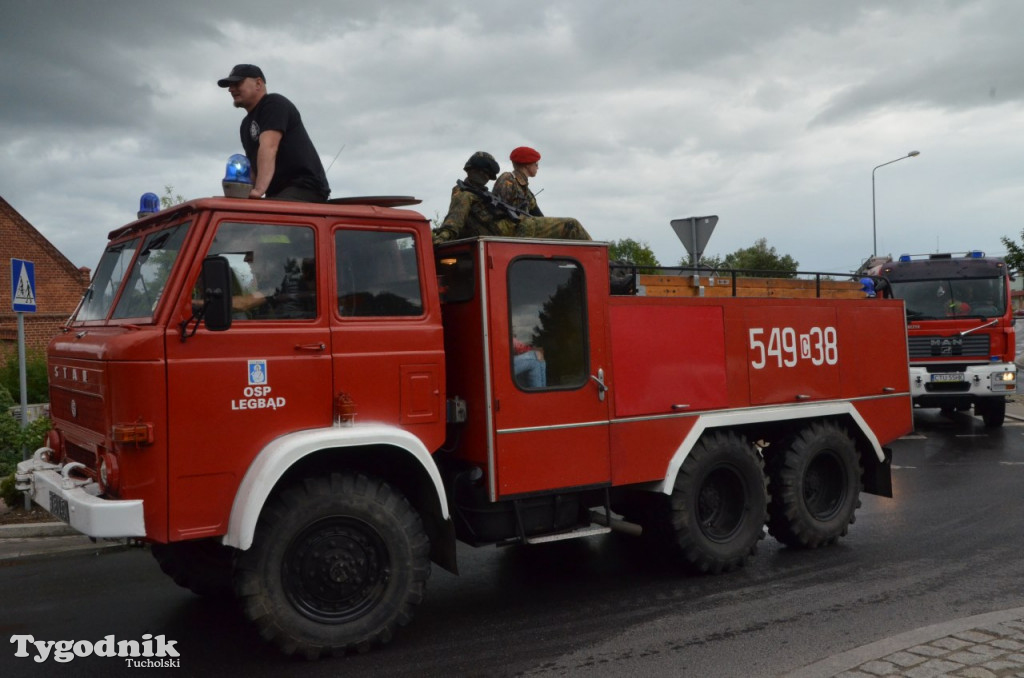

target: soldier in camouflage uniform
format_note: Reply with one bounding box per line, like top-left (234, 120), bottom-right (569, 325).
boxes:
top-left (493, 146), bottom-right (543, 216)
top-left (433, 152), bottom-right (591, 244)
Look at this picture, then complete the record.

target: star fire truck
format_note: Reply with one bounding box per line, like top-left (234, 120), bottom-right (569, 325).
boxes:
top-left (866, 251), bottom-right (1017, 427)
top-left (17, 196), bottom-right (912, 659)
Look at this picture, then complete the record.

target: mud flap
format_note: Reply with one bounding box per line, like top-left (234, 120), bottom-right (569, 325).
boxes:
top-left (862, 446), bottom-right (893, 498)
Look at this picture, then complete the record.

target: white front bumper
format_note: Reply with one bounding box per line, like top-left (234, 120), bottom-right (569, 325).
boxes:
top-left (908, 363), bottom-right (1017, 398)
top-left (15, 449), bottom-right (146, 539)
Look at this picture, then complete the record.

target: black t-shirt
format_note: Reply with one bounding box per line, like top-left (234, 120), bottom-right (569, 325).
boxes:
top-left (240, 93), bottom-right (330, 198)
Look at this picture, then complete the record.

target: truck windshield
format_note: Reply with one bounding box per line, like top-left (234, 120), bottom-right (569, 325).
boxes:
top-left (75, 222), bottom-right (191, 322)
top-left (75, 239), bottom-right (140, 321)
top-left (891, 277), bottom-right (1006, 320)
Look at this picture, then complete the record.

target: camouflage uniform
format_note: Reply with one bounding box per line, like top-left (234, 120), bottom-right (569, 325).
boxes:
top-left (433, 183), bottom-right (591, 244)
top-left (493, 171), bottom-right (542, 216)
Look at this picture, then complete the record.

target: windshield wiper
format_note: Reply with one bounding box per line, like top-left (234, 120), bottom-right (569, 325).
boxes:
top-left (960, 319), bottom-right (998, 336)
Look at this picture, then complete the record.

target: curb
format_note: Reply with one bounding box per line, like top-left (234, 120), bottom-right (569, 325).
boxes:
top-left (786, 606), bottom-right (1024, 677)
top-left (0, 522), bottom-right (131, 562)
top-left (0, 521), bottom-right (78, 539)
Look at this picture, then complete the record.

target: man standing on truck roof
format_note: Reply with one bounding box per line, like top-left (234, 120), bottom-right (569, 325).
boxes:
top-left (218, 64), bottom-right (330, 203)
top-left (433, 151), bottom-right (590, 244)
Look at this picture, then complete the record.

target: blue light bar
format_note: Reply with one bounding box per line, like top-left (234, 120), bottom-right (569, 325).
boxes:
top-left (898, 254), bottom-right (911, 262)
top-left (969, 250), bottom-right (985, 258)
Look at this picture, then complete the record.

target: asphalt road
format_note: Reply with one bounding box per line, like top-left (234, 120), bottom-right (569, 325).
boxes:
top-left (2, 409), bottom-right (1023, 678)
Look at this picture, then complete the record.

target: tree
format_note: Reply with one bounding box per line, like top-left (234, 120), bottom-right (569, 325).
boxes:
top-left (608, 238), bottom-right (660, 271)
top-left (718, 238), bottom-right (799, 278)
top-left (1000, 231), bottom-right (1024, 273)
top-left (676, 253), bottom-right (724, 270)
top-left (161, 185), bottom-right (186, 209)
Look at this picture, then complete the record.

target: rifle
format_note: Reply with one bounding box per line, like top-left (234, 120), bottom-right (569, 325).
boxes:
top-left (456, 179), bottom-right (529, 223)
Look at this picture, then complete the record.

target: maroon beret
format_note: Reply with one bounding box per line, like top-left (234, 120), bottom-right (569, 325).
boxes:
top-left (509, 146), bottom-right (541, 164)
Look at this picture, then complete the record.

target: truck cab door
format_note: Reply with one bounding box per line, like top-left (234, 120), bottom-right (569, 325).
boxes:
top-left (164, 219), bottom-right (331, 540)
top-left (484, 242), bottom-right (612, 498)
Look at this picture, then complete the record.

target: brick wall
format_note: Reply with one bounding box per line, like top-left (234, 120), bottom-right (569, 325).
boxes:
top-left (0, 196), bottom-right (90, 356)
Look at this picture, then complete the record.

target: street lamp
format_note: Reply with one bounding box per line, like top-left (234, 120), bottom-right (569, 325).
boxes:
top-left (872, 150), bottom-right (920, 257)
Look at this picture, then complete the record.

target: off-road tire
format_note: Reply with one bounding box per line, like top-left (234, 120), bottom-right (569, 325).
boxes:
top-left (667, 431), bottom-right (767, 574)
top-left (151, 538), bottom-right (235, 598)
top-left (234, 473), bottom-right (431, 659)
top-left (766, 422), bottom-right (862, 548)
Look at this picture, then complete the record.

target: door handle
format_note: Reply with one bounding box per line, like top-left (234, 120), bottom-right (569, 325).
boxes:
top-left (295, 343), bottom-right (326, 352)
top-left (590, 368), bottom-right (608, 402)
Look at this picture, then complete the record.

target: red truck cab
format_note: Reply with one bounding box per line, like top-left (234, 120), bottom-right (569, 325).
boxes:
top-left (873, 251), bottom-right (1017, 426)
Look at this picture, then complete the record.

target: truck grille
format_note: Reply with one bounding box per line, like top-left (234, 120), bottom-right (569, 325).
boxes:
top-left (908, 335), bottom-right (990, 359)
top-left (65, 441), bottom-right (97, 470)
top-left (50, 388), bottom-right (106, 435)
top-left (923, 382), bottom-right (971, 393)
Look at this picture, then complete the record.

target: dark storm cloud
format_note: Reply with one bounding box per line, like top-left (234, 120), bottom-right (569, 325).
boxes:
top-left (0, 1), bottom-right (215, 129)
top-left (2, 0), bottom-right (1023, 275)
top-left (812, 0), bottom-right (1024, 124)
top-left (0, 0), bottom-right (414, 130)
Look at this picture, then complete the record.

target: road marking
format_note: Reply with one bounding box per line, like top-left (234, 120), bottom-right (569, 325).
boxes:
top-left (891, 465), bottom-right (917, 469)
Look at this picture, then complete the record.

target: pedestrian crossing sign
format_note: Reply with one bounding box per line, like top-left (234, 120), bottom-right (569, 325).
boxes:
top-left (11, 258), bottom-right (36, 313)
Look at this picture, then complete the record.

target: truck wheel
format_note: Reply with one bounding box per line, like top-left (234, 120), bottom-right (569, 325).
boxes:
top-left (150, 538), bottom-right (235, 598)
top-left (977, 398), bottom-right (1005, 428)
top-left (767, 422), bottom-right (861, 549)
top-left (668, 431), bottom-right (767, 574)
top-left (235, 473), bottom-right (431, 659)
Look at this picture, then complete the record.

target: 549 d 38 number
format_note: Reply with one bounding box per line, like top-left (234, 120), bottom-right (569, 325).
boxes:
top-left (749, 326), bottom-right (838, 369)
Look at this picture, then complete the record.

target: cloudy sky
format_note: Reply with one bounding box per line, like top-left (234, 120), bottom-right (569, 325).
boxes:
top-left (3, 0), bottom-right (1023, 274)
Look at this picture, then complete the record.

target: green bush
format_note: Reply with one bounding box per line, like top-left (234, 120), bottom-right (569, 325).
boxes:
top-left (0, 384), bottom-right (51, 477)
top-left (0, 473), bottom-right (20, 509)
top-left (0, 407), bottom-right (51, 510)
top-left (0, 348), bottom-right (49, 404)
top-left (0, 366), bottom-right (52, 509)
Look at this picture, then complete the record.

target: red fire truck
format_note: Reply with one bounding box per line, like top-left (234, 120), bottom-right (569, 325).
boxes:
top-left (868, 251), bottom-right (1017, 427)
top-left (17, 196), bottom-right (911, 658)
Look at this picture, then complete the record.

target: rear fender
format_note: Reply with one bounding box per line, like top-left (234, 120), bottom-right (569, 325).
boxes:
top-left (657, 401), bottom-right (887, 495)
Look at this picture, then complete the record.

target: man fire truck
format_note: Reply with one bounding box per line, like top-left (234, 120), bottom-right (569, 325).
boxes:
top-left (866, 251), bottom-right (1017, 427)
top-left (17, 193), bottom-right (912, 659)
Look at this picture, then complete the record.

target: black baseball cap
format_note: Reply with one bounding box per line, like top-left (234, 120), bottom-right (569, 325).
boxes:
top-left (217, 64), bottom-right (266, 87)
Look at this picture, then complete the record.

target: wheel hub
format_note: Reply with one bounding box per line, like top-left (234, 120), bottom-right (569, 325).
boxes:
top-left (284, 518), bottom-right (390, 623)
top-left (698, 466), bottom-right (745, 542)
top-left (803, 452), bottom-right (846, 520)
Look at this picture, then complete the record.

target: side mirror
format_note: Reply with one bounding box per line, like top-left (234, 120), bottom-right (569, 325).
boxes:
top-left (202, 256), bottom-right (233, 331)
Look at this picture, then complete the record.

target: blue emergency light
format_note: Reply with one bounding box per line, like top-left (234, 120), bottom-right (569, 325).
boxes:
top-left (224, 154), bottom-right (252, 183)
top-left (898, 254), bottom-right (911, 262)
top-left (222, 154), bottom-right (253, 198)
top-left (969, 250), bottom-right (985, 258)
top-left (137, 192), bottom-right (160, 218)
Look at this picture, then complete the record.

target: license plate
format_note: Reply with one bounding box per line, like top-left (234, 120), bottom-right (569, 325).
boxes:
top-left (931, 373), bottom-right (964, 383)
top-left (48, 493), bottom-right (70, 524)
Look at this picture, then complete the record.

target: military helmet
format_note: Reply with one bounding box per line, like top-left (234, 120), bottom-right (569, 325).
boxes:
top-left (464, 151), bottom-right (499, 180)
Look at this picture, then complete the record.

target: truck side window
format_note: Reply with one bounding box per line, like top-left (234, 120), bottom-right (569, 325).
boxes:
top-left (201, 223), bottom-right (316, 321)
top-left (336, 230), bottom-right (423, 317)
top-left (508, 258), bottom-right (588, 390)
